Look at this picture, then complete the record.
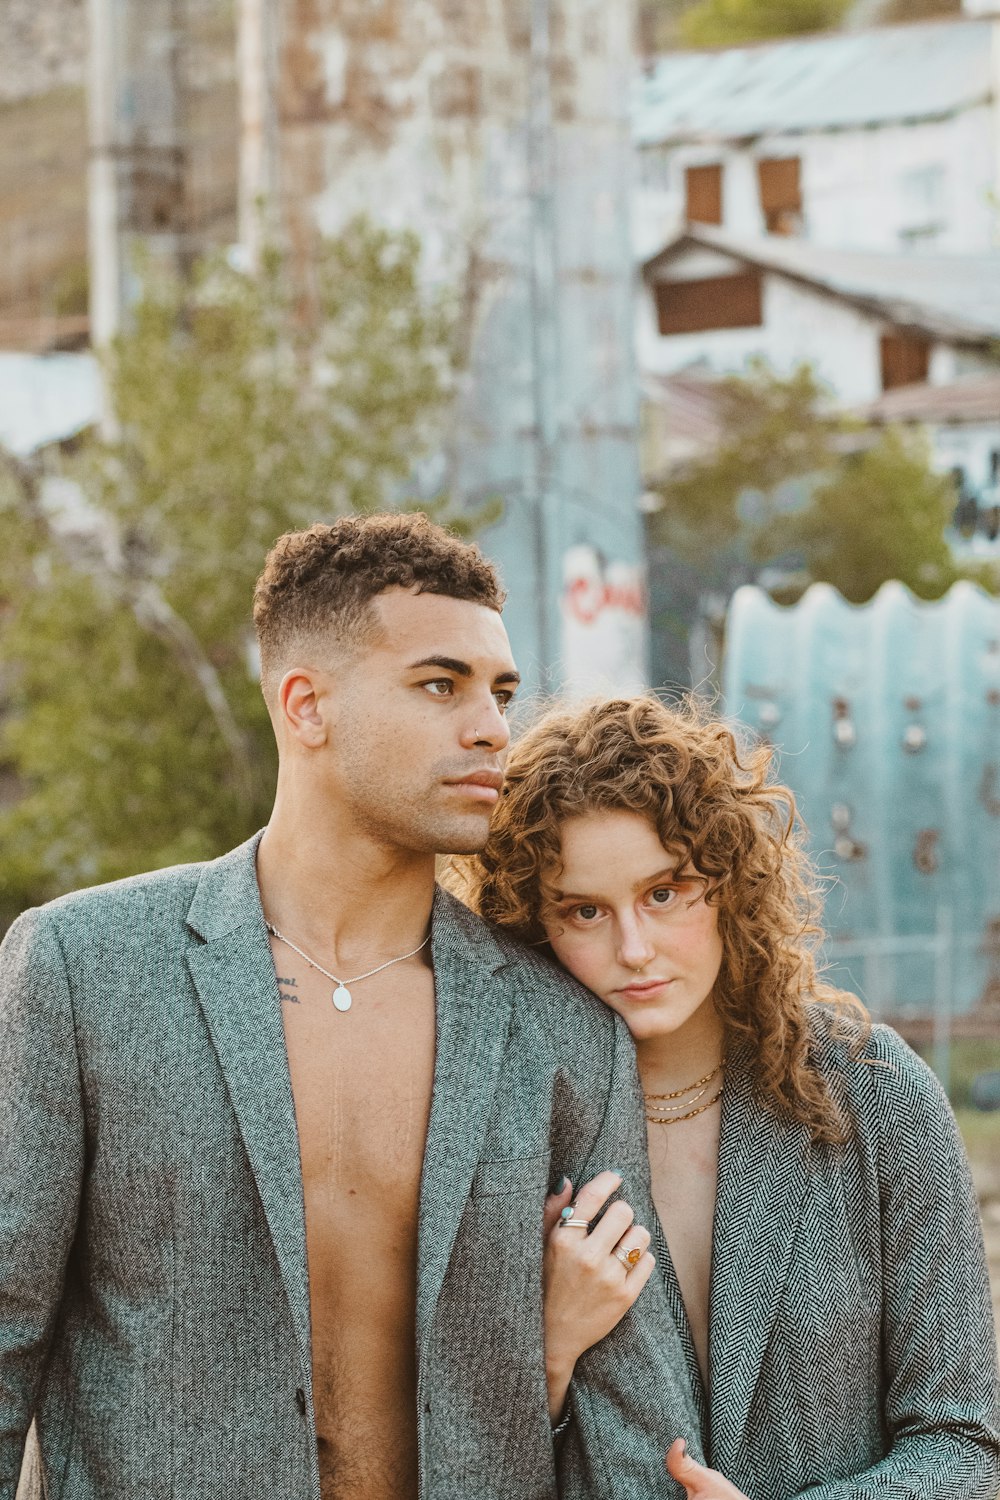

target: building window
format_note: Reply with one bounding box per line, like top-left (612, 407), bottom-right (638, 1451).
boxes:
top-left (757, 157), bottom-right (802, 236)
top-left (898, 164), bottom-right (946, 248)
top-left (879, 331), bottom-right (931, 391)
top-left (654, 271), bottom-right (763, 336)
top-left (684, 163), bottom-right (723, 226)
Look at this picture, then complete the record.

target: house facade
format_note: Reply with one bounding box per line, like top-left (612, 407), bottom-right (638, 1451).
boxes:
top-left (634, 18), bottom-right (1000, 258)
top-left (640, 226), bottom-right (1000, 406)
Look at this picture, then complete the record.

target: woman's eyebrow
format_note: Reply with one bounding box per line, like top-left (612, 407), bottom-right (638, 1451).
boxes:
top-left (554, 865), bottom-right (681, 902)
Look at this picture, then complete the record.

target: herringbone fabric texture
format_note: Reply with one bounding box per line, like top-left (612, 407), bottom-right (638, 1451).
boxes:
top-left (0, 833), bottom-right (702, 1500)
top-left (657, 1010), bottom-right (1000, 1499)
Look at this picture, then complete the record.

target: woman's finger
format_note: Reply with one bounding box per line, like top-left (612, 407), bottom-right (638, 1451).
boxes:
top-left (543, 1177), bottom-right (573, 1241)
top-left (611, 1222), bottom-right (652, 1272)
top-left (556, 1169), bottom-right (623, 1232)
top-left (665, 1438), bottom-right (751, 1499)
top-left (583, 1196), bottom-right (635, 1254)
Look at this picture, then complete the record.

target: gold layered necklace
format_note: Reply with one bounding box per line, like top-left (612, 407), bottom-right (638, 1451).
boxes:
top-left (644, 1058), bottom-right (725, 1126)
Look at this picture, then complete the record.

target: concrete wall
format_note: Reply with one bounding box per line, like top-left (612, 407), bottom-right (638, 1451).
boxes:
top-left (0, 0), bottom-right (87, 104)
top-left (252, 0), bottom-right (647, 692)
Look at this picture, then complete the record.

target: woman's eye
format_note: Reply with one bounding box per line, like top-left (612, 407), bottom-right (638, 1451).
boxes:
top-left (649, 887), bottom-right (676, 907)
top-left (423, 679), bottom-right (453, 697)
top-left (493, 690), bottom-right (514, 713)
top-left (573, 904), bottom-right (600, 922)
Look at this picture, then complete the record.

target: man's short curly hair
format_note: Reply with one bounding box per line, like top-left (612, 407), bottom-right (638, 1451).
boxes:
top-left (253, 512), bottom-right (505, 696)
top-left (451, 694), bottom-right (866, 1143)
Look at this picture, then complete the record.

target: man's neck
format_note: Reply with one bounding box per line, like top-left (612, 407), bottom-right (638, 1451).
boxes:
top-left (256, 800), bottom-right (436, 972)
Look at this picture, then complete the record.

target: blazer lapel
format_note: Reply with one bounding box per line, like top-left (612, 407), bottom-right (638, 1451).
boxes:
top-left (185, 833), bottom-right (312, 1383)
top-left (415, 888), bottom-right (514, 1351)
top-left (708, 1046), bottom-right (811, 1474)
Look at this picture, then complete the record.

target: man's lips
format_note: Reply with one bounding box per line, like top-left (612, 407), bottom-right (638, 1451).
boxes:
top-left (443, 769), bottom-right (504, 803)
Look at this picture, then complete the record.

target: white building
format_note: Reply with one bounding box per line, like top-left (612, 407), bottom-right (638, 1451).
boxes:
top-left (640, 225), bottom-right (1000, 405)
top-left (633, 18), bottom-right (1000, 257)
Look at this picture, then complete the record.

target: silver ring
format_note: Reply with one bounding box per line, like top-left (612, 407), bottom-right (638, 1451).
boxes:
top-left (559, 1217), bottom-right (591, 1230)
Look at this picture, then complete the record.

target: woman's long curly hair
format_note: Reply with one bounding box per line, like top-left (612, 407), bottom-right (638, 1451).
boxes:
top-left (454, 694), bottom-right (867, 1144)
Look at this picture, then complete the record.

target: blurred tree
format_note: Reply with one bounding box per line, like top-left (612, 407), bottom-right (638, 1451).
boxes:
top-left (638, 0), bottom-right (958, 55)
top-left (649, 358), bottom-right (986, 604)
top-left (772, 427), bottom-right (960, 603)
top-left (677, 0), bottom-right (852, 47)
top-left (0, 217), bottom-right (464, 919)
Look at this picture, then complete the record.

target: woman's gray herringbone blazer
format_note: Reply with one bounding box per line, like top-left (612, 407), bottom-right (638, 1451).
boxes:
top-left (0, 834), bottom-right (703, 1500)
top-left (653, 1008), bottom-right (1000, 1500)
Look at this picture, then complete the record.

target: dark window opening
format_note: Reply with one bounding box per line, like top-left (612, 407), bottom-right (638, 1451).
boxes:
top-left (654, 271), bottom-right (764, 336)
top-left (879, 332), bottom-right (931, 391)
top-left (684, 163), bottom-right (723, 226)
top-left (757, 156), bottom-right (802, 236)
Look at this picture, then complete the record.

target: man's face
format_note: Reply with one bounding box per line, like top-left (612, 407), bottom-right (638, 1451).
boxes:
top-left (320, 588), bottom-right (520, 855)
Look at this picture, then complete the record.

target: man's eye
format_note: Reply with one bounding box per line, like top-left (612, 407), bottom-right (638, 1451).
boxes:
top-left (572, 904), bottom-right (600, 922)
top-left (649, 887), bottom-right (677, 906)
top-left (423, 680), bottom-right (453, 697)
top-left (493, 690), bottom-right (515, 712)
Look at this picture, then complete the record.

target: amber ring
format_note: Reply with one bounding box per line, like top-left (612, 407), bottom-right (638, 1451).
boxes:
top-left (615, 1246), bottom-right (643, 1269)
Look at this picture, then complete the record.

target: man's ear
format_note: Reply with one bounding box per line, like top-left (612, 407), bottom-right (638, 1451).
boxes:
top-left (278, 668), bottom-right (328, 748)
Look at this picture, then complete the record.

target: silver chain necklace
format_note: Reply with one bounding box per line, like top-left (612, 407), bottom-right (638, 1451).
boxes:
top-left (265, 921), bottom-right (431, 1012)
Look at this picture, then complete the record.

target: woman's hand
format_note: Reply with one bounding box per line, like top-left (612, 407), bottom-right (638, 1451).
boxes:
top-left (542, 1170), bottom-right (655, 1422)
top-left (665, 1440), bottom-right (751, 1499)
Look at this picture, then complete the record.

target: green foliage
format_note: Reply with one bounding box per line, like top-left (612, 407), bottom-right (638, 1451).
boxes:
top-left (0, 218), bottom-right (459, 920)
top-left (651, 360), bottom-right (847, 561)
top-left (773, 427), bottom-right (959, 603)
top-left (678, 0), bottom-right (851, 47)
top-left (649, 359), bottom-right (987, 607)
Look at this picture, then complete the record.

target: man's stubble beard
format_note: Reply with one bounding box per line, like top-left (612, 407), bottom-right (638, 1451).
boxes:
top-left (346, 776), bottom-right (494, 859)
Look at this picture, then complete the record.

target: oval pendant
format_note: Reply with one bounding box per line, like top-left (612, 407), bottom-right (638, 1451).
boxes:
top-left (332, 984), bottom-right (352, 1012)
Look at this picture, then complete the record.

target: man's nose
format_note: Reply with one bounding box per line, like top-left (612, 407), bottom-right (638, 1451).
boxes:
top-left (616, 914), bottom-right (655, 971)
top-left (460, 696), bottom-right (511, 752)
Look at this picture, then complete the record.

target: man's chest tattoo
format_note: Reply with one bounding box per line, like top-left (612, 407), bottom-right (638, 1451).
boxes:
top-left (277, 975), bottom-right (301, 1003)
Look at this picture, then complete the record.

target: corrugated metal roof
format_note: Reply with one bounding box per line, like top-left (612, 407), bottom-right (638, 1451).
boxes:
top-left (634, 19), bottom-right (995, 144)
top-left (0, 352), bottom-right (101, 456)
top-left (644, 225), bottom-right (1000, 344)
top-left (866, 373), bottom-right (1000, 423)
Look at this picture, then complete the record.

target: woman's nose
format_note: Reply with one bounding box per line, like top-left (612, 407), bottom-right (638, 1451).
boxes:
top-left (616, 916), bottom-right (655, 972)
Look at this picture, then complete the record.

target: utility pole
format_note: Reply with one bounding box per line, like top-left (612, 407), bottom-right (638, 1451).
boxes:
top-left (237, 0), bottom-right (279, 270)
top-left (86, 0), bottom-right (187, 349)
top-left (528, 0), bottom-right (563, 678)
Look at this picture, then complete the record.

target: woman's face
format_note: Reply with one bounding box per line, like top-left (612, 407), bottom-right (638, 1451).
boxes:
top-left (541, 809), bottom-right (724, 1044)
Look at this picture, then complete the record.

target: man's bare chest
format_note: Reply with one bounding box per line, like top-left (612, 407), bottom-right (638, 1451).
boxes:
top-left (278, 964), bottom-right (436, 1205)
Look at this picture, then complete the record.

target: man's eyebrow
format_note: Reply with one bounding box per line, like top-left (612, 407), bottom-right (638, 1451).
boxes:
top-left (407, 655), bottom-right (473, 677)
top-left (406, 657), bottom-right (521, 686)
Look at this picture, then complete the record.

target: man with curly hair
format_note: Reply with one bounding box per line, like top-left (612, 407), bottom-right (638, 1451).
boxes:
top-left (1, 512), bottom-right (701, 1500)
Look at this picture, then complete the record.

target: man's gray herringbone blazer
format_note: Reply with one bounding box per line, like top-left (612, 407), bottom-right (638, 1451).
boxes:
top-left (1, 833), bottom-right (702, 1500)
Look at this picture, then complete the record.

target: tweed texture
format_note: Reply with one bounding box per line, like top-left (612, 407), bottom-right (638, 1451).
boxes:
top-left (656, 1010), bottom-right (1000, 1500)
top-left (1, 832), bottom-right (701, 1500)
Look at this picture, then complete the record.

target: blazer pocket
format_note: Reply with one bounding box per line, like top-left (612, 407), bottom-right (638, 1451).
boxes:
top-left (470, 1150), bottom-right (552, 1199)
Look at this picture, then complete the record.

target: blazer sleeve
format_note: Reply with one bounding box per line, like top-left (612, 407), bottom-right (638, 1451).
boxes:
top-left (0, 908), bottom-right (85, 1494)
top-left (555, 1012), bottom-right (705, 1500)
top-left (796, 1029), bottom-right (1000, 1500)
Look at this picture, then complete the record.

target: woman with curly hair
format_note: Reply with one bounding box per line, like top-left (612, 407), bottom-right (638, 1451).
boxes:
top-left (455, 695), bottom-right (1000, 1500)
